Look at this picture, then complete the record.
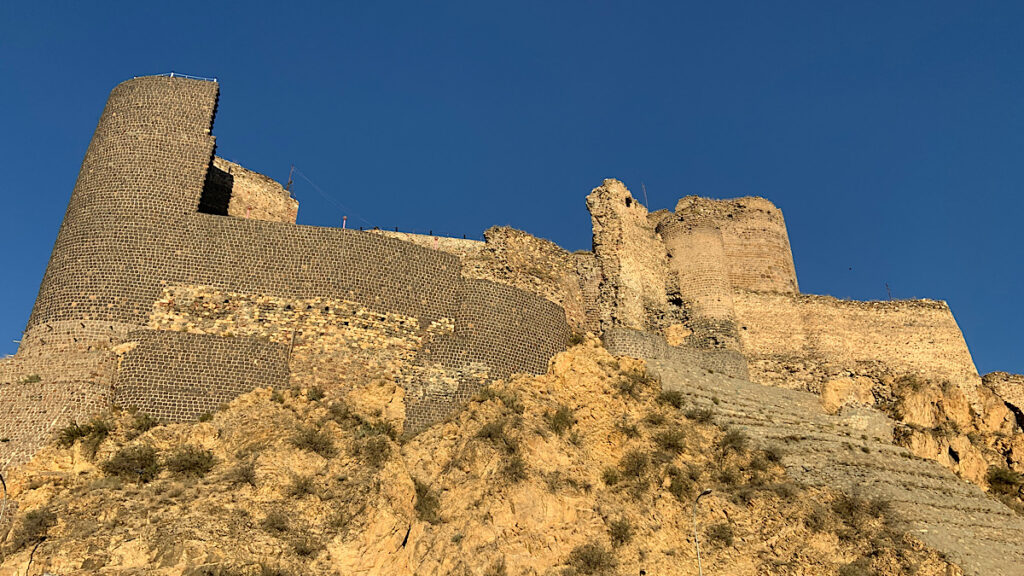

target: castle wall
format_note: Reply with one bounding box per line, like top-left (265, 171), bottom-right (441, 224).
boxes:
top-left (114, 330), bottom-right (289, 421)
top-left (656, 218), bottom-right (740, 350)
top-left (733, 291), bottom-right (981, 400)
top-left (7, 75), bottom-right (569, 464)
top-left (586, 179), bottom-right (679, 332)
top-left (602, 327), bottom-right (749, 380)
top-left (675, 196), bottom-right (798, 294)
top-left (209, 157), bottom-right (298, 223)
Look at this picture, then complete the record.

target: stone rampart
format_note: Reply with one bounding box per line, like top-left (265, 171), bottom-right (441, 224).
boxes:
top-left (114, 330), bottom-right (289, 421)
top-left (602, 327), bottom-right (749, 380)
top-left (674, 195), bottom-right (798, 294)
top-left (201, 157), bottom-right (298, 223)
top-left (4, 75), bottom-right (569, 468)
top-left (733, 291), bottom-right (981, 400)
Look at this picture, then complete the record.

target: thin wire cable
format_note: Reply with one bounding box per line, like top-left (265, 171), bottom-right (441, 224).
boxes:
top-left (291, 167), bottom-right (375, 227)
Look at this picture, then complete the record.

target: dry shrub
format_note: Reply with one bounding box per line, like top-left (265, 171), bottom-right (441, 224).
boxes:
top-left (291, 425), bottom-right (337, 458)
top-left (101, 445), bottom-right (161, 483)
top-left (414, 479), bottom-right (441, 524)
top-left (165, 445), bottom-right (216, 478)
top-left (567, 542), bottom-right (615, 574)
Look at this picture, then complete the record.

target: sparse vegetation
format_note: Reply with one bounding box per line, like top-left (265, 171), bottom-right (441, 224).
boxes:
top-left (101, 444), bottom-right (161, 483)
top-left (618, 449), bottom-right (649, 481)
top-left (684, 406), bottom-right (714, 423)
top-left (987, 466), bottom-right (1023, 496)
top-left (608, 517), bottom-right (633, 547)
top-left (568, 332), bottom-right (585, 346)
top-left (57, 417), bottom-right (112, 456)
top-left (306, 386), bottom-right (325, 401)
top-left (503, 453), bottom-right (528, 483)
top-left (546, 405), bottom-right (575, 436)
top-left (226, 459), bottom-right (257, 487)
top-left (706, 522), bottom-right (735, 547)
top-left (197, 411), bottom-right (214, 422)
top-left (164, 445), bottom-right (216, 478)
top-left (414, 479), bottom-right (441, 524)
top-left (287, 474), bottom-right (317, 498)
top-left (354, 435), bottom-right (391, 467)
top-left (601, 467), bottom-right (620, 486)
top-left (291, 425), bottom-right (337, 458)
top-left (261, 509), bottom-right (290, 534)
top-left (719, 428), bottom-right (748, 453)
top-left (657, 389), bottom-right (684, 409)
top-left (566, 542), bottom-right (614, 574)
top-left (653, 428), bottom-right (686, 453)
top-left (19, 373), bottom-right (42, 384)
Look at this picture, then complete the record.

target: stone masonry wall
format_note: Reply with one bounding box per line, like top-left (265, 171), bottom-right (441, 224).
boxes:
top-left (733, 291), bottom-right (982, 402)
top-left (6, 75), bottom-right (569, 467)
top-left (114, 330), bottom-right (289, 421)
top-left (213, 157), bottom-right (298, 223)
top-left (602, 327), bottom-right (749, 380)
top-left (586, 179), bottom-right (681, 333)
top-left (674, 195), bottom-right (799, 294)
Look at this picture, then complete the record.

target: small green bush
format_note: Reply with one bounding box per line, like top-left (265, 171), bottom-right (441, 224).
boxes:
top-left (988, 466), bottom-right (1024, 496)
top-left (568, 332), bottom-right (586, 346)
top-left (719, 428), bottom-right (748, 453)
top-left (684, 407), bottom-right (714, 424)
top-left (19, 374), bottom-right (42, 384)
top-left (503, 454), bottom-right (528, 483)
top-left (287, 474), bottom-right (317, 498)
top-left (291, 425), bottom-right (337, 458)
top-left (615, 420), bottom-right (640, 438)
top-left (608, 517), bottom-right (633, 547)
top-left (57, 417), bottom-right (112, 456)
top-left (706, 522), bottom-right (734, 547)
top-left (477, 388), bottom-right (525, 414)
top-left (270, 390), bottom-right (285, 403)
top-left (653, 428), bottom-right (687, 453)
top-left (306, 386), bottom-right (325, 402)
top-left (102, 445), bottom-right (161, 483)
top-left (226, 459), bottom-right (257, 487)
top-left (132, 412), bottom-right (160, 434)
top-left (197, 411), bottom-right (214, 423)
top-left (601, 467), bottom-right (620, 486)
top-left (546, 405), bottom-right (575, 436)
top-left (354, 435), bottom-right (391, 468)
top-left (164, 445), bottom-right (216, 478)
top-left (477, 419), bottom-right (508, 443)
top-left (567, 542), bottom-right (614, 574)
top-left (292, 536), bottom-right (323, 557)
top-left (56, 421), bottom-right (90, 448)
top-left (657, 390), bottom-right (685, 409)
top-left (642, 411), bottom-right (666, 426)
top-left (261, 509), bottom-right (290, 534)
top-left (619, 449), bottom-right (649, 481)
top-left (414, 479), bottom-right (441, 524)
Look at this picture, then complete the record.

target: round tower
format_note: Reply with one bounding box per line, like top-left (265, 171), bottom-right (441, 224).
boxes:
top-left (21, 76), bottom-right (219, 355)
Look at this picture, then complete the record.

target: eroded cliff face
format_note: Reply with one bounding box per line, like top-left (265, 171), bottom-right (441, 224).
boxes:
top-left (0, 342), bottom-right (958, 576)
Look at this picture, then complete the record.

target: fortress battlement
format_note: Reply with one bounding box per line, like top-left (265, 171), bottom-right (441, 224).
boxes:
top-left (0, 75), bottom-right (1006, 475)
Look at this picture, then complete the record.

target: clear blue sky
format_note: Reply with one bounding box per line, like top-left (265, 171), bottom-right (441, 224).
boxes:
top-left (1, 2), bottom-right (1021, 374)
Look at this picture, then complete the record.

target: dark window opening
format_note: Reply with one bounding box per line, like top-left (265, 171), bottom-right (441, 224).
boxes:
top-left (198, 163), bottom-right (233, 215)
top-left (625, 197), bottom-right (633, 207)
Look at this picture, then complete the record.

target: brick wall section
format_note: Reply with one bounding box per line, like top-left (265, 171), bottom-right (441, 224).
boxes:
top-left (12, 75), bottom-right (568, 453)
top-left (603, 327), bottom-right (749, 380)
top-left (733, 291), bottom-right (982, 402)
top-left (114, 331), bottom-right (289, 421)
top-left (674, 195), bottom-right (799, 294)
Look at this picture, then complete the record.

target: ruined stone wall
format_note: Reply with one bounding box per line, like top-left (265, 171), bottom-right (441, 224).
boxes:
top-left (656, 218), bottom-right (740, 350)
top-left (586, 179), bottom-right (680, 332)
top-left (603, 327), bottom-right (749, 380)
top-left (675, 196), bottom-right (798, 294)
top-left (212, 157), bottom-right (298, 223)
top-left (7, 75), bottom-right (569, 464)
top-left (733, 291), bottom-right (981, 401)
top-left (114, 330), bottom-right (289, 421)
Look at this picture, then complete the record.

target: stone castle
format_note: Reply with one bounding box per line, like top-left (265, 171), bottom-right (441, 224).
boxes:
top-left (0, 74), bottom-right (1015, 477)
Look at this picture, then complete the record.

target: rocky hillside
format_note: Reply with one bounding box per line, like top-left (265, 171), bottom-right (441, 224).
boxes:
top-left (1, 341), bottom-right (959, 575)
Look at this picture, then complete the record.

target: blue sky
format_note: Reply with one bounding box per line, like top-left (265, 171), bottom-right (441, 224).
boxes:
top-left (1, 2), bottom-right (1021, 374)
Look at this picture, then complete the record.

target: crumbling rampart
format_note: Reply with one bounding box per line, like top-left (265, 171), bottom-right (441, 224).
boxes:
top-left (1, 76), bottom-right (569, 469)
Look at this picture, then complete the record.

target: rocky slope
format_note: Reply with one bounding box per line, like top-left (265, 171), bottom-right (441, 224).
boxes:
top-left (1, 340), bottom-right (959, 575)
